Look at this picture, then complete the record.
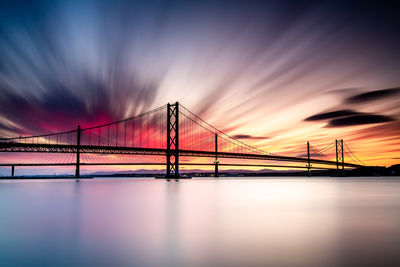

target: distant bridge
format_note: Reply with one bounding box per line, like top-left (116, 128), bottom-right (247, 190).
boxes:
top-left (0, 102), bottom-right (365, 178)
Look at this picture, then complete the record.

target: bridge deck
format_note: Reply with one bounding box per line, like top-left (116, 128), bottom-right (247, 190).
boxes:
top-left (0, 143), bottom-right (362, 168)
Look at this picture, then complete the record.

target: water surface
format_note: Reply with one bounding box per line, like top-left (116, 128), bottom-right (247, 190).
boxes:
top-left (1, 177), bottom-right (400, 267)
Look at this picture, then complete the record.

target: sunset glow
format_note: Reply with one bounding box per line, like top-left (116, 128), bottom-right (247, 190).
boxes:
top-left (0, 0), bottom-right (399, 175)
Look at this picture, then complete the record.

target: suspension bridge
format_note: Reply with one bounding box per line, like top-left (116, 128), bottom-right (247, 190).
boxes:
top-left (0, 102), bottom-right (365, 178)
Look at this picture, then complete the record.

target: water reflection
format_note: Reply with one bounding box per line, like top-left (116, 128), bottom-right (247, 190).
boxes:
top-left (0, 178), bottom-right (400, 266)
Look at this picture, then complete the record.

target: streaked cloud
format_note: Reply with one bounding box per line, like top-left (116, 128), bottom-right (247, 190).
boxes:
top-left (305, 110), bottom-right (362, 121)
top-left (232, 134), bottom-right (269, 140)
top-left (345, 87), bottom-right (400, 104)
top-left (327, 114), bottom-right (394, 127)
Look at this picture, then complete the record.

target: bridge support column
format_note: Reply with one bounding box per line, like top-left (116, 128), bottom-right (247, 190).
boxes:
top-left (166, 102), bottom-right (180, 178)
top-left (11, 165), bottom-right (15, 177)
top-left (75, 125), bottom-right (81, 178)
top-left (307, 141), bottom-right (311, 177)
top-left (215, 134), bottom-right (219, 177)
top-left (336, 139), bottom-right (345, 176)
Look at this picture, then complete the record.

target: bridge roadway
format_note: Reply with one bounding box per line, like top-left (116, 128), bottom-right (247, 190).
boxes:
top-left (0, 142), bottom-right (362, 168)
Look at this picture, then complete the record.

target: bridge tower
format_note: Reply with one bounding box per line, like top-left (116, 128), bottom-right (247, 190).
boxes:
top-left (307, 141), bottom-right (311, 176)
top-left (166, 102), bottom-right (179, 178)
top-left (75, 125), bottom-right (81, 178)
top-left (215, 133), bottom-right (219, 177)
top-left (335, 139), bottom-right (345, 176)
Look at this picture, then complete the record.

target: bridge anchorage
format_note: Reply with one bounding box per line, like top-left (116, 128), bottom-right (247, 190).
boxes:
top-left (0, 102), bottom-right (366, 178)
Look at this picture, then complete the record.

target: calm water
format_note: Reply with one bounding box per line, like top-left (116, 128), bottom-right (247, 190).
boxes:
top-left (1, 177), bottom-right (400, 267)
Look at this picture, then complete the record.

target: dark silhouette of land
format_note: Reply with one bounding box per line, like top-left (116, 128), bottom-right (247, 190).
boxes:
top-left (1, 165), bottom-right (399, 179)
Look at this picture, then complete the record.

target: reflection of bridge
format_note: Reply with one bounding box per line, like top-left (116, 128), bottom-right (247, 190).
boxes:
top-left (0, 102), bottom-right (365, 178)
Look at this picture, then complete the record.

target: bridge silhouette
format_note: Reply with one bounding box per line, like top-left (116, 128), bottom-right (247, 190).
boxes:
top-left (0, 102), bottom-right (365, 178)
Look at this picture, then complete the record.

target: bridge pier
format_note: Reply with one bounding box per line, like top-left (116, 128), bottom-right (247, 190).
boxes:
top-left (11, 165), bottom-right (14, 177)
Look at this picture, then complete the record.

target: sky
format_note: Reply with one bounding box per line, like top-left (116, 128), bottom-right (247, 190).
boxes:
top-left (0, 0), bottom-right (399, 175)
